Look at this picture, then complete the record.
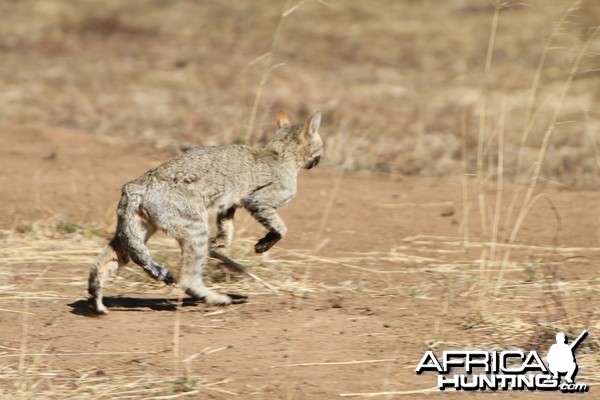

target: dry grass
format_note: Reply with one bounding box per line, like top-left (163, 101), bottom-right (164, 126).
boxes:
top-left (1, 364), bottom-right (237, 399)
top-left (0, 0), bottom-right (598, 187)
top-left (1, 217), bottom-right (599, 397)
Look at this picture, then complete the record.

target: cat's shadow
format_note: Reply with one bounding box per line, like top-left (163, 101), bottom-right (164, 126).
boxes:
top-left (68, 294), bottom-right (247, 318)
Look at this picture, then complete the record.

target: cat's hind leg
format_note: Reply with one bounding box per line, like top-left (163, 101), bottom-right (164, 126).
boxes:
top-left (88, 236), bottom-right (128, 314)
top-left (163, 206), bottom-right (232, 306)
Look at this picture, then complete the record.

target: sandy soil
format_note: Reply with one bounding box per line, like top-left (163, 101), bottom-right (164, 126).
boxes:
top-left (0, 126), bottom-right (598, 399)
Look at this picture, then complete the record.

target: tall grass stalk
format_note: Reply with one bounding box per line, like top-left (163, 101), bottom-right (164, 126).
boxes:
top-left (172, 295), bottom-right (184, 376)
top-left (17, 266), bottom-right (51, 394)
top-left (500, 1), bottom-right (581, 249)
top-left (483, 98), bottom-right (506, 305)
top-left (460, 110), bottom-right (470, 250)
top-left (474, 0), bottom-right (500, 311)
top-left (514, 0), bottom-right (581, 182)
top-left (493, 27), bottom-right (598, 298)
top-left (475, 0), bottom-right (501, 239)
top-left (313, 170), bottom-right (343, 254)
top-left (244, 0), bottom-right (293, 144)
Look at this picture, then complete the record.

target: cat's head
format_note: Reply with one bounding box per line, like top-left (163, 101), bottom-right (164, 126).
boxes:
top-left (274, 111), bottom-right (323, 170)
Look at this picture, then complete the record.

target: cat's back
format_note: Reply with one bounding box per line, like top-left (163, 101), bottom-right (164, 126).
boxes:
top-left (145, 144), bottom-right (259, 181)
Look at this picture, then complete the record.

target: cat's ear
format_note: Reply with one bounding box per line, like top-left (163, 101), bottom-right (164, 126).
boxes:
top-left (276, 111), bottom-right (291, 128)
top-left (304, 111), bottom-right (321, 137)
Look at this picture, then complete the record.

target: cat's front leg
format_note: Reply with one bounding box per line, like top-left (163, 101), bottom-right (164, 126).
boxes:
top-left (245, 205), bottom-right (287, 253)
top-left (210, 206), bottom-right (237, 248)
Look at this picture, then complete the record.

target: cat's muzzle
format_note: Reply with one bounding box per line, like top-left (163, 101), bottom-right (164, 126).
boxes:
top-left (305, 155), bottom-right (321, 169)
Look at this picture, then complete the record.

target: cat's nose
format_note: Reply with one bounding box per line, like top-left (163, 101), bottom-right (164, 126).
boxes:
top-left (306, 155), bottom-right (321, 169)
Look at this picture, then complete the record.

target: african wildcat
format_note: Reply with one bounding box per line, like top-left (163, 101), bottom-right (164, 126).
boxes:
top-left (88, 111), bottom-right (323, 314)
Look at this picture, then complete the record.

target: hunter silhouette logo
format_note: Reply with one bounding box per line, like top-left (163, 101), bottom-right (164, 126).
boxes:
top-left (415, 330), bottom-right (589, 393)
top-left (547, 330), bottom-right (587, 385)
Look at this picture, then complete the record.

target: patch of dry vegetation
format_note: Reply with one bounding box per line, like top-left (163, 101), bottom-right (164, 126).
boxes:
top-left (1, 219), bottom-right (599, 397)
top-left (0, 0), bottom-right (598, 187)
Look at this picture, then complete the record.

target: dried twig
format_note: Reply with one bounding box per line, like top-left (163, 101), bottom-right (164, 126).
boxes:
top-left (209, 249), bottom-right (278, 293)
top-left (271, 358), bottom-right (396, 368)
top-left (339, 387), bottom-right (438, 397)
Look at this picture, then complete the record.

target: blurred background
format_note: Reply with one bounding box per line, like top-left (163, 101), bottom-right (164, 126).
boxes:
top-left (0, 0), bottom-right (598, 188)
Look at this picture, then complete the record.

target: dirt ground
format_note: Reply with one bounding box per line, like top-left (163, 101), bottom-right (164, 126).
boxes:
top-left (0, 126), bottom-right (598, 399)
